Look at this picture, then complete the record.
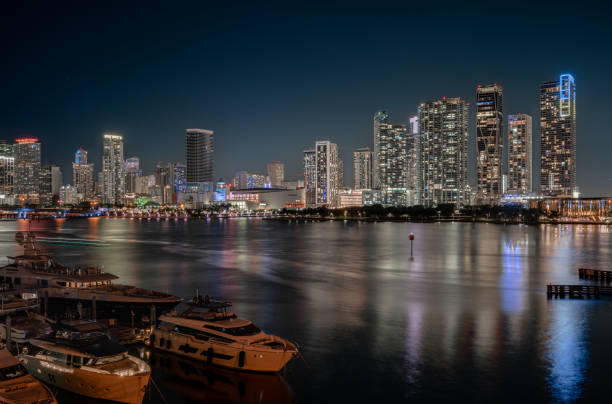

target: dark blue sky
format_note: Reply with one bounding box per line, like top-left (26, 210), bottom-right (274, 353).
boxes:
top-left (1, 1), bottom-right (611, 196)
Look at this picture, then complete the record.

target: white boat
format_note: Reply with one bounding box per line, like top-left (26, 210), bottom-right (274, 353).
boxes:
top-left (1, 231), bottom-right (182, 323)
top-left (19, 319), bottom-right (150, 404)
top-left (0, 312), bottom-right (52, 345)
top-left (151, 296), bottom-right (298, 373)
top-left (0, 348), bottom-right (57, 404)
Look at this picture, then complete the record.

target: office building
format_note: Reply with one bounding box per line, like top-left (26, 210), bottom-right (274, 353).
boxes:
top-left (418, 97), bottom-right (470, 206)
top-left (0, 142), bottom-right (14, 197)
top-left (102, 133), bottom-right (125, 205)
top-left (73, 148), bottom-right (95, 200)
top-left (186, 128), bottom-right (214, 182)
top-left (476, 84), bottom-right (504, 204)
top-left (267, 161), bottom-right (284, 188)
top-left (353, 147), bottom-right (373, 190)
top-left (540, 74), bottom-right (577, 196)
top-left (303, 148), bottom-right (316, 206)
top-left (378, 122), bottom-right (408, 206)
top-left (315, 141), bottom-right (340, 207)
top-left (39, 165), bottom-right (62, 205)
top-left (407, 116), bottom-right (419, 199)
top-left (373, 110), bottom-right (389, 189)
top-left (507, 114), bottom-right (533, 194)
top-left (14, 138), bottom-right (41, 202)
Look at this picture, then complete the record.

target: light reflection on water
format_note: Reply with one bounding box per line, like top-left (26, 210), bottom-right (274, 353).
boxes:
top-left (0, 219), bottom-right (610, 403)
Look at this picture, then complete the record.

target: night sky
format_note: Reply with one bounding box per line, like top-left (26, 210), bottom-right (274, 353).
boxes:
top-left (1, 1), bottom-right (611, 196)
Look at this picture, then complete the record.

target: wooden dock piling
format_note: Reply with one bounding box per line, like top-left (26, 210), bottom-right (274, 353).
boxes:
top-left (546, 284), bottom-right (607, 299)
top-left (578, 268), bottom-right (612, 283)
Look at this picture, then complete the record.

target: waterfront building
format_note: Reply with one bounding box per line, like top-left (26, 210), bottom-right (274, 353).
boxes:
top-left (228, 188), bottom-right (306, 210)
top-left (59, 184), bottom-right (78, 205)
top-left (407, 116), bottom-right (419, 203)
top-left (102, 133), bottom-right (125, 205)
top-left (476, 84), bottom-right (504, 204)
top-left (0, 144), bottom-right (14, 197)
top-left (540, 74), bottom-right (576, 196)
top-left (418, 97), bottom-right (470, 206)
top-left (124, 157), bottom-right (141, 195)
top-left (39, 165), bottom-right (62, 205)
top-left (73, 148), bottom-right (95, 201)
top-left (353, 147), bottom-right (373, 190)
top-left (315, 140), bottom-right (340, 207)
top-left (186, 128), bottom-right (214, 182)
top-left (507, 114), bottom-right (533, 194)
top-left (267, 161), bottom-right (284, 188)
top-left (174, 163), bottom-right (186, 201)
top-left (303, 148), bottom-right (316, 206)
top-left (378, 122), bottom-right (408, 206)
top-left (14, 137), bottom-right (42, 203)
top-left (338, 189), bottom-right (363, 208)
top-left (372, 110), bottom-right (389, 189)
top-left (215, 180), bottom-right (227, 202)
top-left (155, 162), bottom-right (175, 204)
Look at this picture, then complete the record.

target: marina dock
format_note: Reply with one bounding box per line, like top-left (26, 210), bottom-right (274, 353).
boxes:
top-left (546, 284), bottom-right (612, 299)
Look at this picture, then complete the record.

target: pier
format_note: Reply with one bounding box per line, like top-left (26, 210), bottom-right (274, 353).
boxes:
top-left (578, 268), bottom-right (612, 283)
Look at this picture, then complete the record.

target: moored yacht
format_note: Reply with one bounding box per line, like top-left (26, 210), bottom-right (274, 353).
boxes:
top-left (0, 231), bottom-right (182, 323)
top-left (0, 348), bottom-right (57, 404)
top-left (151, 296), bottom-right (299, 373)
top-left (18, 319), bottom-right (150, 404)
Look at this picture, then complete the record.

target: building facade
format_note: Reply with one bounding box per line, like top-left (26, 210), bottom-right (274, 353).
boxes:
top-left (14, 138), bottom-right (42, 203)
top-left (418, 98), bottom-right (470, 206)
top-left (507, 114), bottom-right (533, 194)
top-left (39, 165), bottom-right (62, 205)
top-left (315, 141), bottom-right (339, 207)
top-left (303, 148), bottom-right (316, 206)
top-left (540, 74), bottom-right (577, 196)
top-left (186, 128), bottom-right (214, 182)
top-left (476, 84), bottom-right (504, 204)
top-left (102, 133), bottom-right (125, 205)
top-left (378, 122), bottom-right (408, 206)
top-left (0, 142), bottom-right (14, 197)
top-left (73, 148), bottom-right (95, 201)
top-left (407, 116), bottom-right (419, 203)
top-left (267, 161), bottom-right (284, 188)
top-left (353, 147), bottom-right (372, 190)
top-left (373, 110), bottom-right (389, 189)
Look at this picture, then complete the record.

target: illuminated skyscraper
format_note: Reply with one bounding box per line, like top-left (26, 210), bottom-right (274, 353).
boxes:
top-left (303, 148), bottom-right (316, 206)
top-left (476, 84), bottom-right (503, 204)
top-left (315, 141), bottom-right (339, 207)
top-left (186, 129), bottom-right (214, 182)
top-left (102, 133), bottom-right (125, 205)
top-left (407, 116), bottom-right (420, 203)
top-left (0, 141), bottom-right (14, 197)
top-left (507, 114), bottom-right (533, 194)
top-left (39, 165), bottom-right (62, 205)
top-left (353, 147), bottom-right (372, 190)
top-left (378, 122), bottom-right (408, 206)
top-left (73, 147), bottom-right (94, 200)
top-left (540, 74), bottom-right (576, 196)
top-left (174, 163), bottom-right (187, 200)
top-left (373, 110), bottom-right (389, 189)
top-left (267, 161), bottom-right (284, 188)
top-left (418, 98), bottom-right (469, 206)
top-left (14, 138), bottom-right (41, 201)
top-left (124, 157), bottom-right (141, 195)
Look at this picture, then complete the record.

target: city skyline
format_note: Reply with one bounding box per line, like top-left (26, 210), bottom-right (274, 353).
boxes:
top-left (1, 3), bottom-right (611, 196)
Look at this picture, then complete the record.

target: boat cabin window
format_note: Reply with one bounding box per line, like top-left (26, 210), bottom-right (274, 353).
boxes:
top-left (173, 325), bottom-right (235, 343)
top-left (205, 323), bottom-right (261, 336)
top-left (45, 350), bottom-right (68, 364)
top-left (0, 363), bottom-right (27, 380)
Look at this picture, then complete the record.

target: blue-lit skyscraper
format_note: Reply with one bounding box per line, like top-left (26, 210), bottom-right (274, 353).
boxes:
top-left (540, 74), bottom-right (576, 196)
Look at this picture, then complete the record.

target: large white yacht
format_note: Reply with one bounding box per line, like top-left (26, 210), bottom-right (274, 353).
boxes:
top-left (0, 348), bottom-right (57, 404)
top-left (1, 232), bottom-right (182, 323)
top-left (152, 296), bottom-right (299, 373)
top-left (19, 319), bottom-right (150, 404)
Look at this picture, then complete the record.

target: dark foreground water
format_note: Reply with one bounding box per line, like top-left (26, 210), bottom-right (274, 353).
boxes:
top-left (2, 218), bottom-right (612, 403)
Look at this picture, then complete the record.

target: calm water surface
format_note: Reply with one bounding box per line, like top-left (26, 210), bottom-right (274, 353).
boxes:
top-left (2, 218), bottom-right (612, 403)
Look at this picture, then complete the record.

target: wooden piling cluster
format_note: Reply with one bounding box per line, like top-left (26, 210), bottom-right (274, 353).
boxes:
top-left (578, 268), bottom-right (612, 283)
top-left (546, 284), bottom-right (612, 299)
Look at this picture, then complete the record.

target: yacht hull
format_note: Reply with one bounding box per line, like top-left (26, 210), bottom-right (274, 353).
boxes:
top-left (151, 328), bottom-right (297, 373)
top-left (18, 355), bottom-right (149, 404)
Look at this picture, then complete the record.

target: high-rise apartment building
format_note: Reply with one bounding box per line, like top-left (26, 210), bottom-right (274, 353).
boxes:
top-left (39, 165), bottom-right (62, 205)
top-left (155, 162), bottom-right (175, 204)
top-left (507, 114), bottom-right (533, 194)
top-left (418, 98), bottom-right (470, 206)
top-left (102, 133), bottom-right (125, 205)
top-left (267, 161), bottom-right (284, 188)
top-left (373, 110), bottom-right (389, 189)
top-left (186, 129), bottom-right (214, 182)
top-left (0, 141), bottom-right (14, 197)
top-left (315, 141), bottom-right (339, 207)
top-left (540, 74), bottom-right (576, 196)
top-left (73, 147), bottom-right (94, 200)
top-left (407, 116), bottom-right (419, 196)
top-left (476, 84), bottom-right (504, 204)
top-left (124, 156), bottom-right (141, 194)
top-left (14, 138), bottom-right (41, 201)
top-left (378, 122), bottom-right (408, 206)
top-left (303, 148), bottom-right (316, 206)
top-left (174, 163), bottom-right (187, 199)
top-left (353, 147), bottom-right (372, 190)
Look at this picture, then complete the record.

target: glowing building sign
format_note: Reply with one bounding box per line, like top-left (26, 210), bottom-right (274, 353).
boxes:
top-left (559, 73), bottom-right (574, 117)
